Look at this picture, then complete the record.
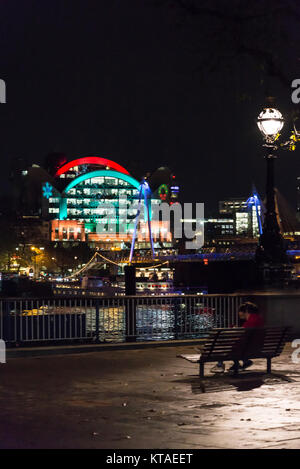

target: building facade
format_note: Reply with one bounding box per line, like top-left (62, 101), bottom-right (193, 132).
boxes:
top-left (219, 195), bottom-right (262, 238)
top-left (15, 156), bottom-right (177, 252)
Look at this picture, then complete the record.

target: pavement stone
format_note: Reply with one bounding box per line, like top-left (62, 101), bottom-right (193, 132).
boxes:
top-left (0, 343), bottom-right (299, 449)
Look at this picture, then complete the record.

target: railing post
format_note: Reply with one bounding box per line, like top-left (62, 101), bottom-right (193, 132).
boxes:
top-left (125, 266), bottom-right (137, 342)
top-left (125, 266), bottom-right (136, 295)
top-left (2, 300), bottom-right (12, 344)
top-left (125, 297), bottom-right (137, 342)
top-left (174, 298), bottom-right (180, 340)
top-left (95, 300), bottom-right (100, 342)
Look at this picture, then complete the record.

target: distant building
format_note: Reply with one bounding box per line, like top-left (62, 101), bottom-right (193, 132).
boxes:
top-left (219, 198), bottom-right (247, 215)
top-left (219, 194), bottom-right (262, 238)
top-left (14, 217), bottom-right (50, 244)
top-left (11, 155), bottom-right (178, 252)
top-left (207, 188), bottom-right (300, 252)
top-left (204, 217), bottom-right (235, 246)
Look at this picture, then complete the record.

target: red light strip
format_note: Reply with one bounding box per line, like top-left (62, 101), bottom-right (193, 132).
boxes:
top-left (55, 156), bottom-right (130, 177)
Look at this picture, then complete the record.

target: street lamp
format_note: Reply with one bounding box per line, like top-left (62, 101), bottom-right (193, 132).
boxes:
top-left (255, 107), bottom-right (288, 276)
top-left (257, 108), bottom-right (284, 142)
top-left (31, 249), bottom-right (38, 280)
top-left (31, 246), bottom-right (43, 280)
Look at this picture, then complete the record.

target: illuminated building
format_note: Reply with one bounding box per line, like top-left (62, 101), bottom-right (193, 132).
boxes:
top-left (219, 194), bottom-right (263, 238)
top-left (219, 198), bottom-right (248, 215)
top-left (204, 218), bottom-right (235, 245)
top-left (50, 220), bottom-right (86, 242)
top-left (12, 155), bottom-right (177, 251)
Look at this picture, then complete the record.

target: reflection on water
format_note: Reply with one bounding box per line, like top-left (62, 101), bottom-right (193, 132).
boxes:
top-left (8, 300), bottom-right (222, 343)
top-left (81, 303), bottom-right (214, 342)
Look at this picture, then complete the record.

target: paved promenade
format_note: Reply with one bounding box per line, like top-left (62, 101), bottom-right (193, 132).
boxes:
top-left (0, 343), bottom-right (300, 449)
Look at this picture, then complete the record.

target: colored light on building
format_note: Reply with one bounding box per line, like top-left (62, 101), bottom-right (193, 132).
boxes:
top-left (158, 184), bottom-right (168, 200)
top-left (54, 169), bottom-right (153, 236)
top-left (44, 156), bottom-right (175, 249)
top-left (50, 220), bottom-right (86, 242)
top-left (42, 182), bottom-right (53, 199)
top-left (55, 157), bottom-right (130, 177)
top-left (63, 169), bottom-right (140, 193)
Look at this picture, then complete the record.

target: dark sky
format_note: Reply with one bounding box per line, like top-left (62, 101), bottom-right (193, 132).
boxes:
top-left (1, 0), bottom-right (299, 214)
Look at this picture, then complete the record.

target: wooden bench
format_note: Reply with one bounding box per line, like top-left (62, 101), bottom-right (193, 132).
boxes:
top-left (180, 326), bottom-right (290, 378)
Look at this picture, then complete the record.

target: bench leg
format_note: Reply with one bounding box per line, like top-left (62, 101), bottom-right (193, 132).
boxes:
top-left (267, 358), bottom-right (272, 374)
top-left (233, 360), bottom-right (239, 375)
top-left (199, 362), bottom-right (204, 378)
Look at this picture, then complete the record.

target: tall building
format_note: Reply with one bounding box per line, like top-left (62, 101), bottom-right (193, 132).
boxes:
top-left (14, 155), bottom-right (178, 252)
top-left (219, 193), bottom-right (262, 238)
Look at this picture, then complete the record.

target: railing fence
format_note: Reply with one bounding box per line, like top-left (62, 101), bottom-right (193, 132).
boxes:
top-left (0, 295), bottom-right (245, 345)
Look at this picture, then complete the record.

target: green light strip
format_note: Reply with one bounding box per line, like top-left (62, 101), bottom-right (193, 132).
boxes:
top-left (63, 170), bottom-right (141, 193)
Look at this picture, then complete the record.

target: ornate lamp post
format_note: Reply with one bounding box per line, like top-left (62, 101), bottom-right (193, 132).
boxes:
top-left (255, 108), bottom-right (288, 276)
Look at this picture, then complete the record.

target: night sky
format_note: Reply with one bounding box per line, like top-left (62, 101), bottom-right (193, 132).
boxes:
top-left (1, 0), bottom-right (300, 214)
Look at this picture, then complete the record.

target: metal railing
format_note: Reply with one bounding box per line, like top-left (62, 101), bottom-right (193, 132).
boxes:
top-left (0, 295), bottom-right (245, 345)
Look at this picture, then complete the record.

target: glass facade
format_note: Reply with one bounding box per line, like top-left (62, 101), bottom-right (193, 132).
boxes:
top-left (47, 159), bottom-right (168, 247)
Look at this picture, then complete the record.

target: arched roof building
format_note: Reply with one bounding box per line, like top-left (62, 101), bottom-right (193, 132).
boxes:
top-left (43, 156), bottom-right (173, 249)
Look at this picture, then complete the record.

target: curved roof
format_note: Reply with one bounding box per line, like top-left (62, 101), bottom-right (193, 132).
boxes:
top-left (55, 156), bottom-right (130, 177)
top-left (63, 169), bottom-right (140, 193)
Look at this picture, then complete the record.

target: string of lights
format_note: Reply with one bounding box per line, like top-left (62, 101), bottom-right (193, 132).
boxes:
top-left (64, 252), bottom-right (170, 279)
top-left (64, 252), bottom-right (98, 279)
top-left (95, 252), bottom-right (124, 267)
top-left (95, 253), bottom-right (169, 269)
top-left (141, 260), bottom-right (169, 270)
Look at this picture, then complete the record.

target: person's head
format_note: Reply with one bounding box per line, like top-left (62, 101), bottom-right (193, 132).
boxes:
top-left (238, 302), bottom-right (258, 320)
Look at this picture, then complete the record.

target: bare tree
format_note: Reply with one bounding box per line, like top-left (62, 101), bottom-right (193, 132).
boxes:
top-left (156, 0), bottom-right (300, 94)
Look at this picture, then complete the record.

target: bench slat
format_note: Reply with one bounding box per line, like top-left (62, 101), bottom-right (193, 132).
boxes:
top-left (202, 341), bottom-right (246, 349)
top-left (205, 335), bottom-right (244, 345)
top-left (262, 346), bottom-right (285, 353)
top-left (202, 342), bottom-right (244, 349)
top-left (197, 327), bottom-right (289, 374)
top-left (204, 336), bottom-right (246, 342)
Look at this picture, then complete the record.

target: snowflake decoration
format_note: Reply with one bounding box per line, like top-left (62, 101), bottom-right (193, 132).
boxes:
top-left (42, 182), bottom-right (53, 199)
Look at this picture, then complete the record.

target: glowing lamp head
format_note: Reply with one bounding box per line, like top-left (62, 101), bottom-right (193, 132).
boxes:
top-left (257, 107), bottom-right (284, 139)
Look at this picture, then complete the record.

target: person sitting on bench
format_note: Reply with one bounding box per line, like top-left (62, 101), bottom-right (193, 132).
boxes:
top-left (211, 301), bottom-right (264, 373)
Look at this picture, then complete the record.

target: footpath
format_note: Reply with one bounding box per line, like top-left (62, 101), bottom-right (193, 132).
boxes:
top-left (0, 342), bottom-right (299, 448)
